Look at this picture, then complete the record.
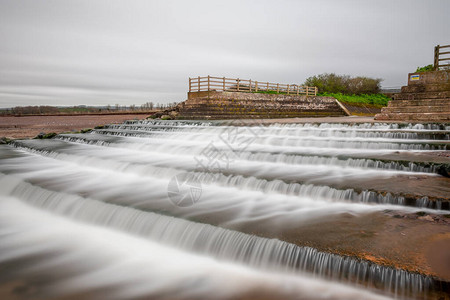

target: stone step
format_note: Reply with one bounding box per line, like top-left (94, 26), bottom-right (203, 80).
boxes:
top-left (374, 112), bottom-right (450, 122)
top-left (401, 83), bottom-right (450, 93)
top-left (394, 91), bottom-right (450, 100)
top-left (382, 105), bottom-right (450, 113)
top-left (387, 99), bottom-right (450, 107)
top-left (181, 109), bottom-right (345, 115)
top-left (178, 112), bottom-right (346, 119)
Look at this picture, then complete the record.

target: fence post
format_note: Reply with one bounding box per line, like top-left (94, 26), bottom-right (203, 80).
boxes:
top-left (189, 77), bottom-right (191, 92)
top-left (434, 45), bottom-right (440, 70)
top-left (255, 81), bottom-right (258, 92)
top-left (296, 85), bottom-right (299, 95)
top-left (266, 82), bottom-right (269, 91)
top-left (207, 75), bottom-right (210, 91)
top-left (237, 78), bottom-right (240, 91)
top-left (306, 87), bottom-right (309, 96)
top-left (287, 84), bottom-right (290, 95)
top-left (223, 77), bottom-right (225, 91)
top-left (315, 87), bottom-right (318, 96)
top-left (277, 83), bottom-right (279, 93)
top-left (249, 79), bottom-right (252, 92)
top-left (198, 76), bottom-right (200, 92)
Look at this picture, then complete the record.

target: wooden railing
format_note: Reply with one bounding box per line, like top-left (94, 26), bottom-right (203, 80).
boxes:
top-left (434, 44), bottom-right (450, 70)
top-left (189, 76), bottom-right (318, 96)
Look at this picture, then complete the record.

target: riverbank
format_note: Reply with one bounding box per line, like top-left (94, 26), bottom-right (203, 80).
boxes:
top-left (0, 114), bottom-right (150, 139)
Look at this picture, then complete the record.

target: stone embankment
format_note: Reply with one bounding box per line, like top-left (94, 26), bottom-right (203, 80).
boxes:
top-left (375, 70), bottom-right (450, 121)
top-left (176, 91), bottom-right (347, 119)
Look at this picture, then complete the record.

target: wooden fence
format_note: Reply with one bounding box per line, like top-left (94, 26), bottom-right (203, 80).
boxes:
top-left (189, 76), bottom-right (318, 96)
top-left (434, 44), bottom-right (450, 70)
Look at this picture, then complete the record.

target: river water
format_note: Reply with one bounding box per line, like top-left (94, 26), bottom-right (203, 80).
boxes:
top-left (0, 120), bottom-right (449, 300)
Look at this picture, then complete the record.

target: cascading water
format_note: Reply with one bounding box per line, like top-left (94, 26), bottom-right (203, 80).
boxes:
top-left (0, 120), bottom-right (449, 300)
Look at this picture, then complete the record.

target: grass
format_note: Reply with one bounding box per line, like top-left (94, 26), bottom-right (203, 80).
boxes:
top-left (319, 92), bottom-right (390, 108)
top-left (252, 90), bottom-right (390, 108)
top-left (255, 90), bottom-right (287, 95)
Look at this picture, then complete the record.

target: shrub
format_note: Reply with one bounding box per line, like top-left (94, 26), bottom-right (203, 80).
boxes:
top-left (304, 73), bottom-right (382, 95)
top-left (415, 65), bottom-right (434, 73)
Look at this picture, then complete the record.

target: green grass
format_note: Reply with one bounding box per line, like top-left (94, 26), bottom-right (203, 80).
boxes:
top-left (254, 90), bottom-right (317, 95)
top-left (319, 92), bottom-right (390, 107)
top-left (255, 90), bottom-right (282, 95)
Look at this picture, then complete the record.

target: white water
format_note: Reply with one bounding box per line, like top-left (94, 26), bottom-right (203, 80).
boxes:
top-left (0, 121), bottom-right (449, 299)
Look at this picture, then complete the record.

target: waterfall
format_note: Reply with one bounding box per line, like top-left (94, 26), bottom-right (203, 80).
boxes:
top-left (0, 175), bottom-right (435, 299)
top-left (0, 121), bottom-right (448, 299)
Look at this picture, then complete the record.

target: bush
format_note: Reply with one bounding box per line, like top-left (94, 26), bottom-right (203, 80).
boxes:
top-left (304, 73), bottom-right (382, 95)
top-left (415, 65), bottom-right (434, 73)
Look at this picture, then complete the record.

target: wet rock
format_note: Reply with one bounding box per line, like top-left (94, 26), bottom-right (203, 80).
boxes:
top-left (36, 132), bottom-right (46, 139)
top-left (418, 215), bottom-right (434, 222)
top-left (34, 132), bottom-right (57, 139)
top-left (0, 137), bottom-right (11, 144)
top-left (437, 165), bottom-right (450, 178)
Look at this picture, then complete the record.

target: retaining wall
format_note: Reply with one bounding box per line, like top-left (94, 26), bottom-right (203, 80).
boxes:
top-left (178, 91), bottom-right (347, 119)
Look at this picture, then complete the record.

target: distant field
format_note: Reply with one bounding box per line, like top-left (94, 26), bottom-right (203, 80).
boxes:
top-left (0, 114), bottom-right (150, 139)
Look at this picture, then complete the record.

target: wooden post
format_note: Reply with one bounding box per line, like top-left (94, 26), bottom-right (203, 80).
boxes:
top-left (255, 81), bottom-right (258, 92)
top-left (249, 79), bottom-right (252, 92)
top-left (434, 45), bottom-right (440, 70)
top-left (287, 84), bottom-right (290, 95)
top-left (223, 77), bottom-right (225, 91)
top-left (276, 83), bottom-right (279, 93)
top-left (266, 82), bottom-right (269, 91)
top-left (296, 85), bottom-right (299, 95)
top-left (237, 78), bottom-right (240, 91)
top-left (207, 75), bottom-right (210, 91)
top-left (189, 77), bottom-right (191, 92)
top-left (306, 86), bottom-right (309, 96)
top-left (198, 76), bottom-right (200, 92)
top-left (315, 87), bottom-right (318, 96)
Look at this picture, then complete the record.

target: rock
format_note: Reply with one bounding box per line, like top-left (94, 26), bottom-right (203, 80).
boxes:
top-left (437, 165), bottom-right (450, 178)
top-left (34, 132), bottom-right (57, 139)
top-left (36, 132), bottom-right (46, 139)
top-left (0, 137), bottom-right (11, 144)
top-left (169, 110), bottom-right (178, 118)
top-left (418, 215), bottom-right (434, 222)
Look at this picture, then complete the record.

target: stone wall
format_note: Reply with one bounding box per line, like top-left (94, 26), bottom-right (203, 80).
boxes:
top-left (177, 91), bottom-right (347, 119)
top-left (375, 70), bottom-right (450, 122)
top-left (407, 70), bottom-right (449, 86)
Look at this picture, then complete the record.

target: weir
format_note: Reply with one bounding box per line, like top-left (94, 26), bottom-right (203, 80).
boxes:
top-left (0, 175), bottom-right (439, 299)
top-left (0, 120), bottom-right (449, 299)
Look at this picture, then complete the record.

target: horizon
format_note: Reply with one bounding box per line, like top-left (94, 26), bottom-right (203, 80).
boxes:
top-left (1, 0), bottom-right (449, 108)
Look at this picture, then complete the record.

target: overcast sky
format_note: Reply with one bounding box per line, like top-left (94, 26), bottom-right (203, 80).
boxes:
top-left (0, 0), bottom-right (449, 108)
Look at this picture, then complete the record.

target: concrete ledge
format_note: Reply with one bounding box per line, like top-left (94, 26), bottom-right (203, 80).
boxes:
top-left (179, 91), bottom-right (347, 119)
top-left (408, 70), bottom-right (450, 86)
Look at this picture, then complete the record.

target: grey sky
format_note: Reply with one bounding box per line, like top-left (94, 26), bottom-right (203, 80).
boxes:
top-left (0, 0), bottom-right (449, 108)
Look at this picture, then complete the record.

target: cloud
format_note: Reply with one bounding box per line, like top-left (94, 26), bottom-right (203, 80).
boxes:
top-left (0, 0), bottom-right (449, 107)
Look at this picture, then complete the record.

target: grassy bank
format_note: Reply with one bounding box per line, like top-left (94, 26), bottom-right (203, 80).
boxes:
top-left (320, 92), bottom-right (390, 108)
